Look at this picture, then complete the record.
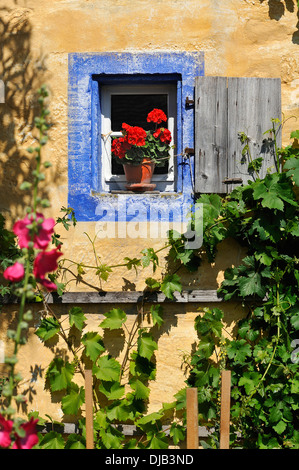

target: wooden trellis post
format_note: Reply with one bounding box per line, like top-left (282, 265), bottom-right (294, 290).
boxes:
top-left (85, 368), bottom-right (94, 449)
top-left (219, 370), bottom-right (231, 449)
top-left (186, 387), bottom-right (199, 449)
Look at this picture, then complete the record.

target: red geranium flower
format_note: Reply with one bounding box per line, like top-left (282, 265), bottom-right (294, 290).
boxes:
top-left (0, 414), bottom-right (13, 448)
top-left (12, 417), bottom-right (39, 449)
top-left (3, 262), bottom-right (25, 283)
top-left (13, 213), bottom-right (55, 250)
top-left (33, 247), bottom-right (63, 291)
top-left (122, 123), bottom-right (146, 147)
top-left (147, 108), bottom-right (167, 125)
top-left (111, 137), bottom-right (132, 159)
top-left (153, 128), bottom-right (172, 144)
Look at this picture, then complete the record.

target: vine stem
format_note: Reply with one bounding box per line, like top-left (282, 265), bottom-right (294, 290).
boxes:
top-left (245, 283), bottom-right (281, 404)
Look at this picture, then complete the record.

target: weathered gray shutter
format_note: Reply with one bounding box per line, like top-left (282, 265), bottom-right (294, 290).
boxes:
top-left (194, 77), bottom-right (281, 193)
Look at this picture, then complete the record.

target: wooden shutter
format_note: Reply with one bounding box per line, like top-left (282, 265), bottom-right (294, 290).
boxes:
top-left (194, 77), bottom-right (281, 194)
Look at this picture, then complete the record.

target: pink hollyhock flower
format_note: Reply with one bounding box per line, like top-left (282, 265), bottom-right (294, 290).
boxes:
top-left (3, 262), bottom-right (25, 282)
top-left (13, 212), bottom-right (55, 250)
top-left (0, 414), bottom-right (13, 448)
top-left (33, 247), bottom-right (63, 291)
top-left (12, 417), bottom-right (39, 449)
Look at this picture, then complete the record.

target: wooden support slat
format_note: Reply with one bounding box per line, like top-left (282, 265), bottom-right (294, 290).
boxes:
top-left (186, 388), bottom-right (198, 449)
top-left (85, 369), bottom-right (94, 449)
top-left (219, 370), bottom-right (231, 449)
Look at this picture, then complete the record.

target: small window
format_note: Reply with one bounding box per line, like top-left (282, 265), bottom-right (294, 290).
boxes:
top-left (101, 84), bottom-right (177, 192)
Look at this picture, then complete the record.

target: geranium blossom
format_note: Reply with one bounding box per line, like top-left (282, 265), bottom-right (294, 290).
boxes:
top-left (147, 108), bottom-right (167, 125)
top-left (3, 262), bottom-right (25, 283)
top-left (12, 417), bottom-right (39, 449)
top-left (0, 414), bottom-right (13, 448)
top-left (111, 136), bottom-right (132, 159)
top-left (122, 123), bottom-right (146, 146)
top-left (13, 212), bottom-right (55, 250)
top-left (153, 128), bottom-right (172, 144)
top-left (33, 247), bottom-right (63, 291)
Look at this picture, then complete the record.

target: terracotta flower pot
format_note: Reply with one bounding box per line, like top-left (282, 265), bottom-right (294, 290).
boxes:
top-left (123, 158), bottom-right (156, 191)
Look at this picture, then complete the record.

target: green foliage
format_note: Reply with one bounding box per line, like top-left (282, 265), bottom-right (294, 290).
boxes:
top-left (37, 299), bottom-right (186, 449)
top-left (180, 130), bottom-right (299, 449)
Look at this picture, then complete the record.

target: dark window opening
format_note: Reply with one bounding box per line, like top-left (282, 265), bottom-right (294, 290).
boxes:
top-left (111, 94), bottom-right (169, 176)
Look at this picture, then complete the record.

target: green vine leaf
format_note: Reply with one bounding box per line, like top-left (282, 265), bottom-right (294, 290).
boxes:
top-left (93, 355), bottom-right (121, 382)
top-left (99, 308), bottom-right (127, 330)
top-left (238, 372), bottom-right (261, 394)
top-left (69, 306), bottom-right (87, 331)
top-left (150, 304), bottom-right (164, 328)
top-left (81, 332), bottom-right (105, 362)
top-left (160, 273), bottom-right (182, 300)
top-left (64, 434), bottom-right (86, 449)
top-left (98, 381), bottom-right (125, 400)
top-left (137, 332), bottom-right (158, 361)
top-left (129, 378), bottom-right (150, 400)
top-left (141, 248), bottom-right (159, 272)
top-left (35, 317), bottom-right (60, 342)
top-left (169, 423), bottom-right (186, 445)
top-left (227, 339), bottom-right (252, 364)
top-left (61, 383), bottom-right (85, 415)
top-left (39, 431), bottom-right (65, 449)
top-left (46, 358), bottom-right (75, 392)
top-left (284, 157), bottom-right (299, 186)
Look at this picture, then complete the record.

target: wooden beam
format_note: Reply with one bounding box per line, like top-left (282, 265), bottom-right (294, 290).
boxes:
top-left (219, 370), bottom-right (231, 449)
top-left (85, 369), bottom-right (94, 449)
top-left (1, 289), bottom-right (223, 305)
top-left (186, 388), bottom-right (198, 449)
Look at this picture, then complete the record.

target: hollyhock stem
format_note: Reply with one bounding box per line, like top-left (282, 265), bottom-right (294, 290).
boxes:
top-left (5, 88), bottom-right (48, 414)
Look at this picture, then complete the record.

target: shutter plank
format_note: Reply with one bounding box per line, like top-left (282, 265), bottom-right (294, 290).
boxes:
top-left (195, 77), bottom-right (228, 193)
top-left (227, 77), bottom-right (281, 191)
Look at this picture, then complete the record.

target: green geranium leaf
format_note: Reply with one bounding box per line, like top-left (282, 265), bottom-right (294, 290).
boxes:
top-left (69, 306), bottom-right (87, 331)
top-left (35, 317), bottom-right (60, 342)
top-left (99, 308), bottom-right (127, 330)
top-left (81, 332), bottom-right (105, 362)
top-left (93, 355), bottom-right (120, 382)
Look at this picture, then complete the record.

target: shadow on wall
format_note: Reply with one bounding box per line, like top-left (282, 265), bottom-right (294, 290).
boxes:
top-left (0, 3), bottom-right (63, 223)
top-left (260, 0), bottom-right (299, 43)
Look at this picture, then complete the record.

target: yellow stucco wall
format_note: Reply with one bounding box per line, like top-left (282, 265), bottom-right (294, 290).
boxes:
top-left (0, 0), bottom-right (298, 422)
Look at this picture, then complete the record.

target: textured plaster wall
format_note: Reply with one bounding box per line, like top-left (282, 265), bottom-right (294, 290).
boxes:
top-left (0, 0), bottom-right (298, 421)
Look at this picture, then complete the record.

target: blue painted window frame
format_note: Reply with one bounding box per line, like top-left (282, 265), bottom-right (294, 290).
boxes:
top-left (68, 52), bottom-right (204, 222)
